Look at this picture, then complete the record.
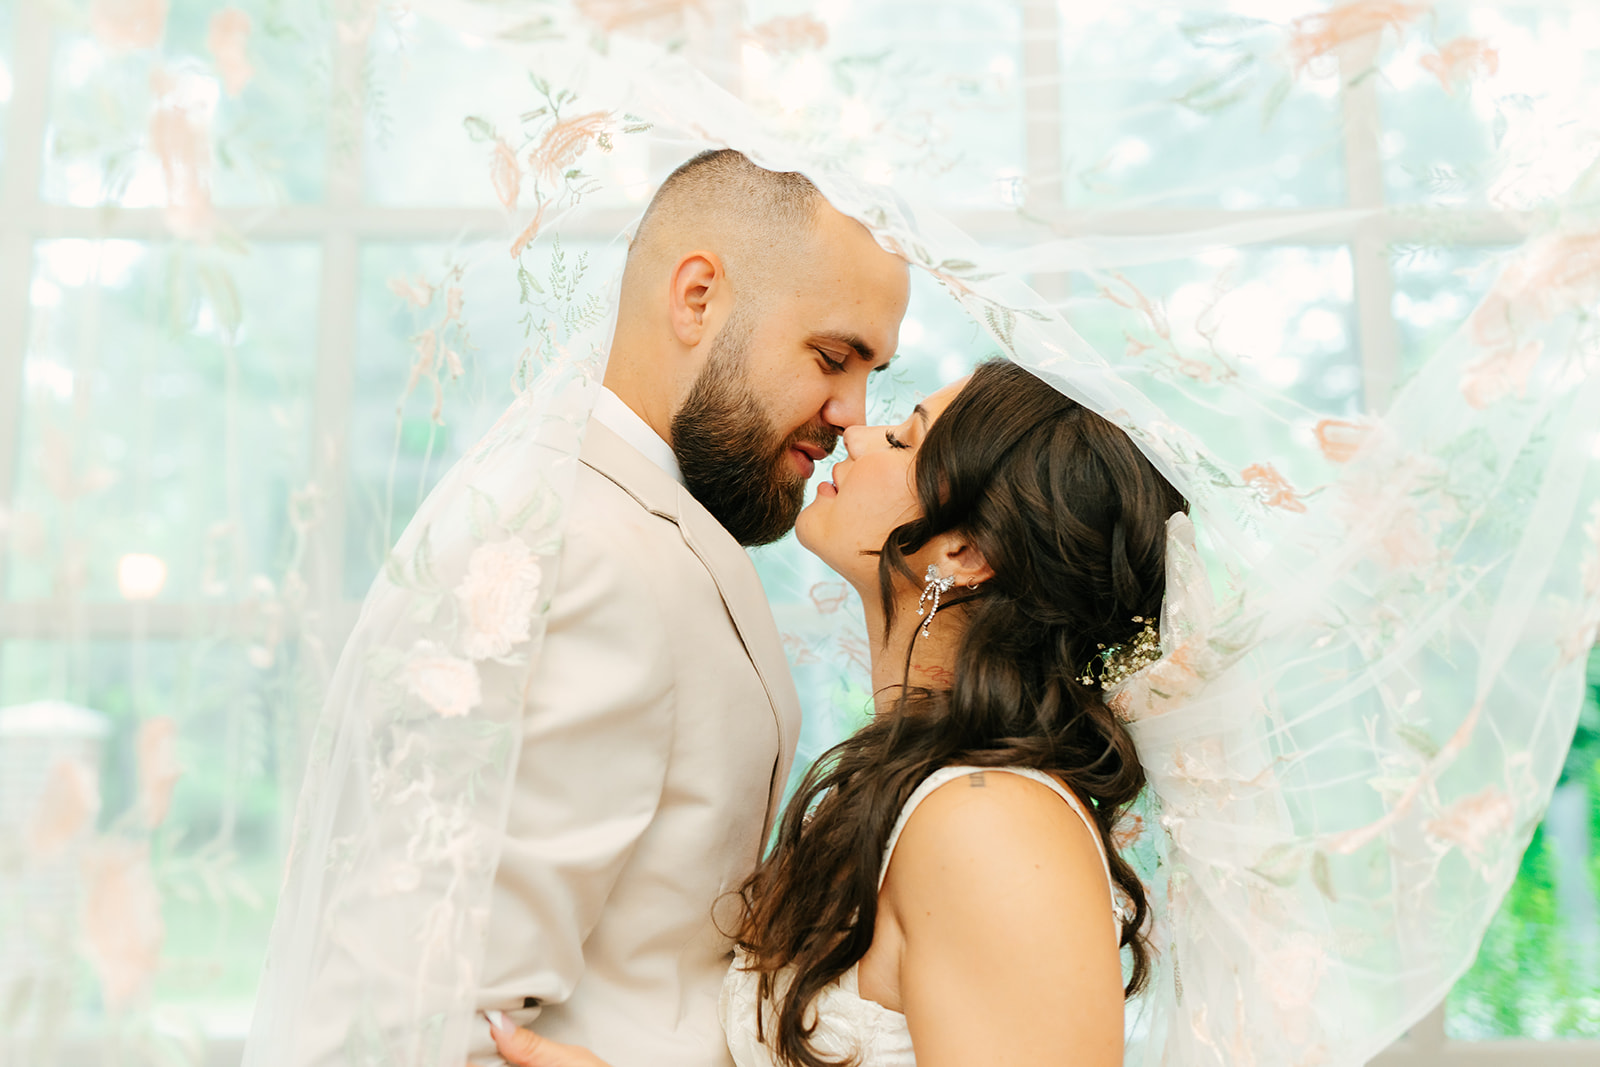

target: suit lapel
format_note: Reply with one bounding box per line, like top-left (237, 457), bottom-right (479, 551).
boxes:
top-left (580, 421), bottom-right (803, 838)
top-left (673, 499), bottom-right (803, 836)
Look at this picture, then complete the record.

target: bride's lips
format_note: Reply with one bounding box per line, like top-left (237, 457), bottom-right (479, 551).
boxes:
top-left (816, 461), bottom-right (843, 498)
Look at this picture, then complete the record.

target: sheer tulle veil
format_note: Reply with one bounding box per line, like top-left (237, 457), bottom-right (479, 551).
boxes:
top-left (244, 4), bottom-right (1600, 1065)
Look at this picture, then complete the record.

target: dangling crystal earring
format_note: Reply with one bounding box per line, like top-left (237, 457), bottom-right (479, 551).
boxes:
top-left (917, 565), bottom-right (957, 639)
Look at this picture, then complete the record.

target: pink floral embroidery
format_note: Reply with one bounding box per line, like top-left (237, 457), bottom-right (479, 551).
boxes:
top-left (1424, 785), bottom-right (1514, 869)
top-left (1101, 273), bottom-right (1229, 382)
top-left (148, 70), bottom-right (214, 239)
top-left (1459, 340), bottom-right (1543, 409)
top-left (781, 632), bottom-right (822, 666)
top-left (745, 15), bottom-right (828, 53)
top-left (1463, 231), bottom-right (1600, 407)
top-left (136, 718), bottom-right (181, 829)
top-left (529, 111), bottom-right (611, 185)
top-left (388, 275), bottom-right (435, 308)
top-left (90, 0), bottom-right (168, 51)
top-left (402, 641), bottom-right (482, 718)
top-left (409, 329), bottom-right (438, 384)
top-left (1420, 37), bottom-right (1498, 94)
top-left (1263, 931), bottom-right (1327, 1010)
top-left (510, 202), bottom-right (547, 259)
top-left (206, 8), bottom-right (254, 97)
top-left (1111, 811), bottom-right (1145, 851)
top-left (445, 287), bottom-right (464, 324)
top-left (490, 138), bottom-right (522, 209)
top-left (837, 631), bottom-right (871, 674)
top-left (455, 538), bottom-right (544, 660)
top-left (1377, 499), bottom-right (1440, 569)
top-left (1240, 463), bottom-right (1307, 513)
top-left (81, 840), bottom-right (165, 1008)
top-left (808, 581), bottom-right (851, 614)
top-left (1313, 418), bottom-right (1370, 463)
top-left (1287, 2), bottom-right (1428, 75)
top-left (575, 0), bottom-right (703, 34)
top-left (1327, 701), bottom-right (1482, 856)
top-left (27, 757), bottom-right (101, 861)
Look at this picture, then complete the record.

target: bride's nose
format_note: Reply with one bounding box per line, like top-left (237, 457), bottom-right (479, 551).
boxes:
top-left (841, 423), bottom-right (878, 459)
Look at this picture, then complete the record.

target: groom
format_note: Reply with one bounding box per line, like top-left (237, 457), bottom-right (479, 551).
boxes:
top-left (469, 150), bottom-right (908, 1065)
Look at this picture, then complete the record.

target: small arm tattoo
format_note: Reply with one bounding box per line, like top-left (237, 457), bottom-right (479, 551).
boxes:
top-left (968, 772), bottom-right (986, 788)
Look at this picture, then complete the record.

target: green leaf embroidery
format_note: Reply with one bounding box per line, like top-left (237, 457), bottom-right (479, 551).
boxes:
top-left (1395, 723), bottom-right (1441, 760)
top-left (1312, 851), bottom-right (1337, 902)
top-left (1249, 842), bottom-right (1307, 887)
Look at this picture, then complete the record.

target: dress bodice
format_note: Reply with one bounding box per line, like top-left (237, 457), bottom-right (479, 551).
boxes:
top-left (719, 766), bottom-right (1120, 1067)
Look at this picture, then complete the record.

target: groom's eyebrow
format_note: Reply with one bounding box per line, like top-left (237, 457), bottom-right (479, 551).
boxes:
top-left (812, 330), bottom-right (891, 371)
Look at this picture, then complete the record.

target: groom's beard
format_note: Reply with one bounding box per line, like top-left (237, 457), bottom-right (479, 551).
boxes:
top-left (672, 315), bottom-right (838, 547)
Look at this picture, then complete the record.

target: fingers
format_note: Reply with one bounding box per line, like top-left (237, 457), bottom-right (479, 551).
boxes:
top-left (486, 1012), bottom-right (606, 1067)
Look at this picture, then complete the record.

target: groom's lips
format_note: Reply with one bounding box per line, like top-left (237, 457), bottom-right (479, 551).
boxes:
top-left (791, 442), bottom-right (829, 478)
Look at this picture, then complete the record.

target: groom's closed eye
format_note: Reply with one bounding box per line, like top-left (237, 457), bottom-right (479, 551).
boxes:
top-left (808, 329), bottom-right (891, 373)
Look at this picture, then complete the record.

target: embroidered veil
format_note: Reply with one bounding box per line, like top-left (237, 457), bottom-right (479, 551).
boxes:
top-left (240, 4), bottom-right (1600, 1065)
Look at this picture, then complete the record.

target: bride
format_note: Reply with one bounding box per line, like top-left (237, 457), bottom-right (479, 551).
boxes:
top-left (478, 357), bottom-right (1185, 1066)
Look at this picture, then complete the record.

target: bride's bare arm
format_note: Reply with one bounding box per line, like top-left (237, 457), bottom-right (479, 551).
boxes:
top-left (885, 771), bottom-right (1125, 1067)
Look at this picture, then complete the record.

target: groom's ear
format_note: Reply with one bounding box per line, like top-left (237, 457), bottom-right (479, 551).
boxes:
top-left (938, 537), bottom-right (995, 589)
top-left (668, 251), bottom-right (723, 347)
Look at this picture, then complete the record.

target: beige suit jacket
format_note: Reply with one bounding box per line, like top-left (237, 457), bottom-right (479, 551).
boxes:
top-left (468, 421), bottom-right (803, 1067)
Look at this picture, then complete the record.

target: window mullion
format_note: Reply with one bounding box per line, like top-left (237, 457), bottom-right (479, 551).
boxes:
top-left (0, 1), bottom-right (56, 605)
top-left (1020, 0), bottom-right (1066, 303)
top-left (301, 30), bottom-right (369, 658)
top-left (1339, 37), bottom-right (1401, 415)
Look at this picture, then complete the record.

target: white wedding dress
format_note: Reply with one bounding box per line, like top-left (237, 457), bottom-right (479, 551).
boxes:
top-left (720, 765), bottom-right (1121, 1067)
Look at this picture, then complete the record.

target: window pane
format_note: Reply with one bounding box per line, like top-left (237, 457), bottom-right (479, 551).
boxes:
top-left (41, 0), bottom-right (329, 207)
top-left (0, 637), bottom-right (293, 1035)
top-left (1065, 245), bottom-right (1359, 477)
top-left (6, 240), bottom-right (319, 602)
top-left (1445, 645), bottom-right (1600, 1039)
top-left (1055, 4), bottom-right (1346, 210)
top-left (1389, 244), bottom-right (1506, 381)
top-left (364, 13), bottom-right (654, 209)
top-left (742, 0), bottom-right (1025, 209)
top-left (1378, 6), bottom-right (1600, 209)
top-left (343, 237), bottom-right (624, 598)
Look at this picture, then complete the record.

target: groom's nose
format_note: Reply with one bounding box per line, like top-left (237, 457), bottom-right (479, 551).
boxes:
top-left (819, 377), bottom-right (869, 434)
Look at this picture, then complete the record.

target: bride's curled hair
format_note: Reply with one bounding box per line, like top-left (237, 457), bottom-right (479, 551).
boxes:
top-left (733, 359), bottom-right (1187, 1067)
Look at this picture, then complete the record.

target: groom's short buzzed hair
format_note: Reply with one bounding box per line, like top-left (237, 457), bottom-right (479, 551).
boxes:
top-left (624, 149), bottom-right (824, 306)
top-left (638, 149), bottom-right (822, 240)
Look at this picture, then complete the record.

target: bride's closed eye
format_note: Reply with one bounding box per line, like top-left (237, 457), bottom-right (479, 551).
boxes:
top-left (885, 429), bottom-right (910, 450)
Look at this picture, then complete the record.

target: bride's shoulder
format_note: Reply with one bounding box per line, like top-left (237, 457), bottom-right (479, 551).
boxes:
top-left (881, 768), bottom-right (1111, 926)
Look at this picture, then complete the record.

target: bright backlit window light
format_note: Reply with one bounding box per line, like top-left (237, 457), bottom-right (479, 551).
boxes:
top-left (117, 553), bottom-right (169, 601)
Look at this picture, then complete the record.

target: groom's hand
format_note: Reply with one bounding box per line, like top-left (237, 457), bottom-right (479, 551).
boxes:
top-left (472, 1011), bottom-right (614, 1067)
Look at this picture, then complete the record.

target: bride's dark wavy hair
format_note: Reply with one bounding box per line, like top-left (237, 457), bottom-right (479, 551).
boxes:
top-left (731, 359), bottom-right (1188, 1067)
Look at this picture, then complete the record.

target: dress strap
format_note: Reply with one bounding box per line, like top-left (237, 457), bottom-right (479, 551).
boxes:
top-left (877, 766), bottom-right (1124, 933)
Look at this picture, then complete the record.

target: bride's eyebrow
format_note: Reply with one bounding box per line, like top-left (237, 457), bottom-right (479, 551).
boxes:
top-left (912, 404), bottom-right (929, 425)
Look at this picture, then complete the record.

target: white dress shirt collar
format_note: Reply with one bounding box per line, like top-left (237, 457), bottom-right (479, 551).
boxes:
top-left (591, 386), bottom-right (684, 486)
